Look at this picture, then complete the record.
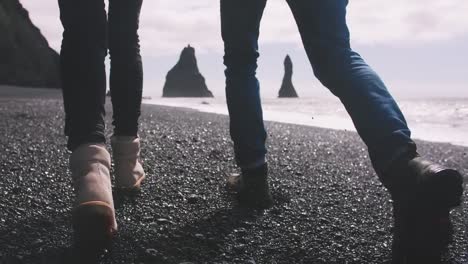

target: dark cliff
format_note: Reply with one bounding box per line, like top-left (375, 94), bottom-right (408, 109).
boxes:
top-left (0, 0), bottom-right (60, 88)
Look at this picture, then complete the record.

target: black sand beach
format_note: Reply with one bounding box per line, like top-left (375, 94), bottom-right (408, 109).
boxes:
top-left (0, 86), bottom-right (467, 263)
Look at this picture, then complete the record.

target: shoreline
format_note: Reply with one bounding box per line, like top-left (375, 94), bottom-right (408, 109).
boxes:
top-left (142, 97), bottom-right (468, 148)
top-left (1, 85), bottom-right (467, 148)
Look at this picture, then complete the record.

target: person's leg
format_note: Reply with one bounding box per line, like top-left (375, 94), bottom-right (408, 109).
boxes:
top-left (58, 0), bottom-right (116, 252)
top-left (221, 0), bottom-right (272, 208)
top-left (58, 0), bottom-right (108, 151)
top-left (108, 0), bottom-right (143, 137)
top-left (221, 0), bottom-right (268, 169)
top-left (285, 0), bottom-right (414, 177)
top-left (286, 0), bottom-right (463, 259)
top-left (108, 0), bottom-right (145, 190)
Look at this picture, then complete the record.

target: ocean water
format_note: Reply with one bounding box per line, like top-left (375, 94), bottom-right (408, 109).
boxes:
top-left (145, 96), bottom-right (468, 147)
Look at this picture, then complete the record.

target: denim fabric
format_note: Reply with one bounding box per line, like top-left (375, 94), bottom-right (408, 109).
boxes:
top-left (221, 0), bottom-right (416, 175)
top-left (58, 0), bottom-right (143, 150)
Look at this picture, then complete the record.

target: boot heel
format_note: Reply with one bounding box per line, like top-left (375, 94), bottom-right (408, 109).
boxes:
top-left (72, 202), bottom-right (116, 252)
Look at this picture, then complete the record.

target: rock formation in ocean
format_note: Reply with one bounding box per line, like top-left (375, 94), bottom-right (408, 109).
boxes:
top-left (162, 45), bottom-right (213, 97)
top-left (0, 0), bottom-right (60, 88)
top-left (278, 55), bottom-right (298, 98)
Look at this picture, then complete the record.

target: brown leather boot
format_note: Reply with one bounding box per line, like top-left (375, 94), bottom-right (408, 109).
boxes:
top-left (111, 136), bottom-right (145, 191)
top-left (70, 144), bottom-right (117, 249)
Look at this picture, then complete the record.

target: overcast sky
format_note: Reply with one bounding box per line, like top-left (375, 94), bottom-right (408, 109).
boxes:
top-left (22, 0), bottom-right (468, 98)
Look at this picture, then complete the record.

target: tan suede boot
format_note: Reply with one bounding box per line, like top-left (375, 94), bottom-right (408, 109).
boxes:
top-left (111, 136), bottom-right (145, 191)
top-left (70, 144), bottom-right (117, 248)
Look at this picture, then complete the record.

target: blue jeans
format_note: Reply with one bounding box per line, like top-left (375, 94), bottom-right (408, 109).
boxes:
top-left (221, 0), bottom-right (416, 176)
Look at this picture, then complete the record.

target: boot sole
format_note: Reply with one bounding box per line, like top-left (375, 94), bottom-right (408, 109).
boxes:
top-left (72, 201), bottom-right (116, 252)
top-left (131, 174), bottom-right (146, 190)
top-left (116, 175), bottom-right (146, 194)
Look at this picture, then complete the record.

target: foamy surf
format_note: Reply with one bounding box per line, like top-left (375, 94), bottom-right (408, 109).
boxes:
top-left (144, 96), bottom-right (468, 147)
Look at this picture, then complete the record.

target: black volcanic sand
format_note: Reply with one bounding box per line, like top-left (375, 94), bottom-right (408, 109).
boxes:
top-left (0, 87), bottom-right (467, 264)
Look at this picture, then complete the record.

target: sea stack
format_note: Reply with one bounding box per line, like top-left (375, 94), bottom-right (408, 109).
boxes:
top-left (278, 55), bottom-right (298, 98)
top-left (162, 45), bottom-right (213, 97)
top-left (0, 0), bottom-right (60, 88)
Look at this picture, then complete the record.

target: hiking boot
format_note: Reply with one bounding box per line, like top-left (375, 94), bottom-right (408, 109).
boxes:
top-left (384, 155), bottom-right (464, 262)
top-left (229, 163), bottom-right (273, 209)
top-left (111, 136), bottom-right (145, 191)
top-left (70, 144), bottom-right (117, 251)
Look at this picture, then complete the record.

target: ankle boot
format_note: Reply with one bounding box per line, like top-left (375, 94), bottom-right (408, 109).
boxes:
top-left (227, 163), bottom-right (273, 209)
top-left (70, 144), bottom-right (117, 248)
top-left (384, 155), bottom-right (464, 261)
top-left (111, 136), bottom-right (145, 190)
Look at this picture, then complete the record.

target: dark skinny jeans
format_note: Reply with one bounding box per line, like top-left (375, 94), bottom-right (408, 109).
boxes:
top-left (58, 0), bottom-right (143, 150)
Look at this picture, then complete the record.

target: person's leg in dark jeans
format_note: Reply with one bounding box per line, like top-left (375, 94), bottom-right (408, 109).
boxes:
top-left (285, 0), bottom-right (463, 259)
top-left (59, 0), bottom-right (107, 151)
top-left (221, 0), bottom-right (272, 208)
top-left (108, 0), bottom-right (146, 190)
top-left (108, 0), bottom-right (143, 137)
